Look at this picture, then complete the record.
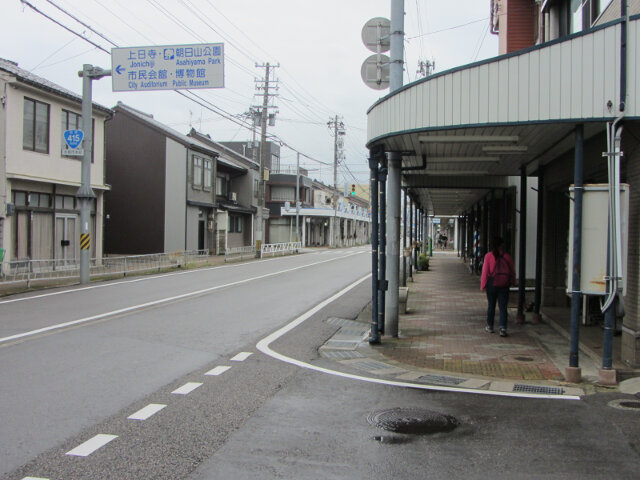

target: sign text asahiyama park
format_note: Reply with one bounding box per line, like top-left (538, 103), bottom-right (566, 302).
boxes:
top-left (111, 43), bottom-right (224, 92)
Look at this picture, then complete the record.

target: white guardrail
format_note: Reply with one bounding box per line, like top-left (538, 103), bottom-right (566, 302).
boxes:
top-left (260, 242), bottom-right (301, 258)
top-left (224, 246), bottom-right (257, 262)
top-left (0, 250), bottom-right (210, 287)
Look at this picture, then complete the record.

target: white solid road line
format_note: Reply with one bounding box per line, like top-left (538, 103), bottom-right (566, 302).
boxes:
top-left (0, 251), bottom-right (366, 345)
top-left (127, 403), bottom-right (167, 420)
top-left (0, 248), bottom-right (363, 305)
top-left (171, 382), bottom-right (203, 395)
top-left (66, 434), bottom-right (118, 457)
top-left (256, 274), bottom-right (582, 401)
top-left (230, 352), bottom-right (253, 361)
top-left (22, 477), bottom-right (50, 480)
top-left (205, 366), bottom-right (231, 376)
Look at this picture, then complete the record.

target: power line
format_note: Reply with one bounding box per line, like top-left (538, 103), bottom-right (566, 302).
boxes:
top-left (20, 0), bottom-right (110, 53)
top-left (43, 0), bottom-right (118, 46)
top-left (21, 0), bottom-right (342, 174)
top-left (406, 17), bottom-right (488, 40)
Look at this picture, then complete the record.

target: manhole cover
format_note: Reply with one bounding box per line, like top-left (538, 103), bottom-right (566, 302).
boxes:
top-left (608, 399), bottom-right (640, 411)
top-left (368, 408), bottom-right (458, 434)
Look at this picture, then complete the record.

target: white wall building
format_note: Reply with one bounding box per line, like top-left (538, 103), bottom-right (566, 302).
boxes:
top-left (0, 58), bottom-right (111, 271)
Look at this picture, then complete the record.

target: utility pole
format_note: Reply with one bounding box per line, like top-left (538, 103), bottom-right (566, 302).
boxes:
top-left (327, 115), bottom-right (345, 247)
top-left (416, 59), bottom-right (435, 78)
top-left (295, 151), bottom-right (300, 243)
top-left (385, 0), bottom-right (405, 337)
top-left (254, 63), bottom-right (279, 249)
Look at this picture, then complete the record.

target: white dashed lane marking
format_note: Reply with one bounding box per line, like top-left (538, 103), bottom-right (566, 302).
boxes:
top-left (128, 403), bottom-right (167, 420)
top-left (171, 382), bottom-right (203, 395)
top-left (22, 477), bottom-right (50, 480)
top-left (205, 366), bottom-right (231, 376)
top-left (66, 434), bottom-right (118, 457)
top-left (231, 352), bottom-right (253, 361)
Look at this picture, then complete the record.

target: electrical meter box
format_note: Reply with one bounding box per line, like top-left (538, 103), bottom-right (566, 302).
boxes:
top-left (567, 184), bottom-right (629, 295)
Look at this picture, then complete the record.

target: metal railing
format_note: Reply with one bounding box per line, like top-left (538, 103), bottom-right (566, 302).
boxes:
top-left (224, 246), bottom-right (257, 262)
top-left (1, 250), bottom-right (210, 286)
top-left (260, 242), bottom-right (301, 258)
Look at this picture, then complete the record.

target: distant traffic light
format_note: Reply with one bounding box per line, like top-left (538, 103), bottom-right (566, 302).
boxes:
top-left (351, 184), bottom-right (356, 196)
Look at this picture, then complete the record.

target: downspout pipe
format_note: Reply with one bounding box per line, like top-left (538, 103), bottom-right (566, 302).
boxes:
top-left (601, 115), bottom-right (625, 374)
top-left (378, 162), bottom-right (388, 336)
top-left (369, 147), bottom-right (382, 344)
top-left (402, 188), bottom-right (407, 287)
top-left (569, 125), bottom-right (584, 371)
top-left (620, 0), bottom-right (628, 112)
top-left (409, 195), bottom-right (414, 278)
top-left (516, 167), bottom-right (527, 323)
top-left (534, 166), bottom-right (544, 322)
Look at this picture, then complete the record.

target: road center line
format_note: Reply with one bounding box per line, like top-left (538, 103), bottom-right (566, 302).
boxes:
top-left (0, 251), bottom-right (365, 345)
top-left (66, 434), bottom-right (118, 457)
top-left (205, 366), bottom-right (231, 376)
top-left (256, 274), bottom-right (581, 401)
top-left (230, 352), bottom-right (253, 361)
top-left (128, 403), bottom-right (167, 420)
top-left (171, 382), bottom-right (203, 395)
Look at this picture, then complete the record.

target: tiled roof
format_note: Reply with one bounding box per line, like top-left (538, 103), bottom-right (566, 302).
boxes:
top-left (0, 57), bottom-right (111, 114)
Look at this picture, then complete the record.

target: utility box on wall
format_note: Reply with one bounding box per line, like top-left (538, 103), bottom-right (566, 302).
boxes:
top-left (567, 184), bottom-right (629, 296)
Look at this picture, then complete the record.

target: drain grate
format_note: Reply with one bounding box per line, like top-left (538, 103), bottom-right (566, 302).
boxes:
top-left (513, 384), bottom-right (564, 395)
top-left (368, 408), bottom-right (459, 434)
top-left (354, 360), bottom-right (396, 371)
top-left (337, 328), bottom-right (369, 337)
top-left (418, 374), bottom-right (466, 386)
top-left (320, 350), bottom-right (364, 359)
top-left (326, 317), bottom-right (362, 328)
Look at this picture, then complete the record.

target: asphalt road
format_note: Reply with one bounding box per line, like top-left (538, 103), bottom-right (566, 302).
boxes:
top-left (1, 247), bottom-right (371, 479)
top-left (2, 246), bottom-right (639, 479)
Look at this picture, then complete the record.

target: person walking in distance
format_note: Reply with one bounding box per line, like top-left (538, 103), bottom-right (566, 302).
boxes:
top-left (480, 237), bottom-right (516, 337)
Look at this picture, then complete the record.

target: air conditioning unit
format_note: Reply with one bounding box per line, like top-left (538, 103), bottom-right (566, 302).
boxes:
top-left (230, 192), bottom-right (237, 202)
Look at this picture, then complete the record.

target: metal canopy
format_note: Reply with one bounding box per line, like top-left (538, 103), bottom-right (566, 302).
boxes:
top-left (374, 122), bottom-right (606, 216)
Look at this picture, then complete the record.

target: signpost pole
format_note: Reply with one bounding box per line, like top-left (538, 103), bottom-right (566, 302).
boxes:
top-left (77, 64), bottom-right (110, 284)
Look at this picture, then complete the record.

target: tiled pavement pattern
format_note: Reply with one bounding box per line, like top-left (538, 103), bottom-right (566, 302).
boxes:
top-left (375, 252), bottom-right (564, 381)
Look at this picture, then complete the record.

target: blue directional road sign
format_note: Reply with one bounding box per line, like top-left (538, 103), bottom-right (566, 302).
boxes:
top-left (63, 129), bottom-right (84, 156)
top-left (111, 43), bottom-right (225, 92)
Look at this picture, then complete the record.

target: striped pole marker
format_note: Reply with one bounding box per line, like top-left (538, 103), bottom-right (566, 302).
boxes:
top-left (80, 233), bottom-right (90, 250)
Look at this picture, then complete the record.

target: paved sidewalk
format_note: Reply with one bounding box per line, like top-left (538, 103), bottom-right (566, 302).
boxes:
top-left (319, 251), bottom-right (629, 397)
top-left (377, 252), bottom-right (565, 381)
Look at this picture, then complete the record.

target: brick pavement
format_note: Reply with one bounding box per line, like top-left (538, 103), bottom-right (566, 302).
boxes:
top-left (374, 252), bottom-right (565, 381)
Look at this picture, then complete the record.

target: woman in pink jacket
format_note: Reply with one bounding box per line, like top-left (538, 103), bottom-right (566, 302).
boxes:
top-left (480, 237), bottom-right (516, 337)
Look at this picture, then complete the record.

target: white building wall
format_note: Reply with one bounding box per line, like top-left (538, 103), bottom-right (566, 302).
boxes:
top-left (5, 84), bottom-right (107, 190)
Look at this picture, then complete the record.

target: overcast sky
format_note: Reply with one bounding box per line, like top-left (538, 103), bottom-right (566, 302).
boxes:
top-left (2, 0), bottom-right (498, 186)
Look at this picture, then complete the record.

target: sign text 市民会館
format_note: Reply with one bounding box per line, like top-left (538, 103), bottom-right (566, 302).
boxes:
top-left (111, 43), bottom-right (224, 92)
